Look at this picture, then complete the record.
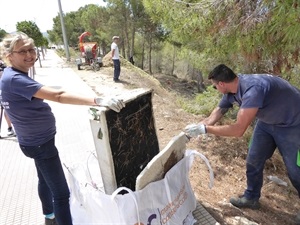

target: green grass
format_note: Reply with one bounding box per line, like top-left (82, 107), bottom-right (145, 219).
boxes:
top-left (178, 85), bottom-right (221, 116)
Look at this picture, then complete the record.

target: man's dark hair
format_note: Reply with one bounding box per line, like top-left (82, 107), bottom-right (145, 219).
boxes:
top-left (208, 64), bottom-right (237, 82)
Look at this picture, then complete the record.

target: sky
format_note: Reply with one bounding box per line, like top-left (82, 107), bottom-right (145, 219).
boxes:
top-left (0, 0), bottom-right (106, 33)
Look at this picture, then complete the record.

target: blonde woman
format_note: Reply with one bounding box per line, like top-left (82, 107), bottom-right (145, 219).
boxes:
top-left (0, 32), bottom-right (125, 225)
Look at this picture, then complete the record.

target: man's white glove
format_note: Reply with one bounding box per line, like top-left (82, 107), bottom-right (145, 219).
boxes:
top-left (184, 123), bottom-right (206, 137)
top-left (94, 97), bottom-right (125, 112)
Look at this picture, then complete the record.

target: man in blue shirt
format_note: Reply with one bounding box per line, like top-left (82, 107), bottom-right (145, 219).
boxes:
top-left (185, 64), bottom-right (300, 224)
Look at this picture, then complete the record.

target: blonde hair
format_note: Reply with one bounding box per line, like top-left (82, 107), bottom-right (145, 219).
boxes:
top-left (0, 32), bottom-right (35, 65)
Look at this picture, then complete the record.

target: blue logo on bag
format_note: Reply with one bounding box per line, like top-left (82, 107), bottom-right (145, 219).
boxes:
top-left (147, 214), bottom-right (157, 225)
top-left (134, 184), bottom-right (188, 225)
top-left (134, 214), bottom-right (157, 225)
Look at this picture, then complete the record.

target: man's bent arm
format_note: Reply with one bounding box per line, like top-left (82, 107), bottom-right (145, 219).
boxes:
top-left (206, 108), bottom-right (258, 137)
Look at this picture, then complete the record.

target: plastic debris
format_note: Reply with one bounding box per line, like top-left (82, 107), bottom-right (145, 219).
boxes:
top-left (267, 175), bottom-right (288, 187)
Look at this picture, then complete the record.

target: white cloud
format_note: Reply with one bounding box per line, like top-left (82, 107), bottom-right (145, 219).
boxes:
top-left (0, 0), bottom-right (106, 32)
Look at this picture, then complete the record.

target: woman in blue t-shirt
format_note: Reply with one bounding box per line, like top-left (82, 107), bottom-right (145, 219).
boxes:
top-left (0, 32), bottom-right (125, 225)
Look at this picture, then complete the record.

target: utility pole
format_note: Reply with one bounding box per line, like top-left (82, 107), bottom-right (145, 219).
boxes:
top-left (57, 0), bottom-right (70, 61)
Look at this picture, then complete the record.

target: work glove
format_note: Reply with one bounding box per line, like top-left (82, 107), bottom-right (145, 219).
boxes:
top-left (184, 123), bottom-right (206, 137)
top-left (94, 97), bottom-right (125, 112)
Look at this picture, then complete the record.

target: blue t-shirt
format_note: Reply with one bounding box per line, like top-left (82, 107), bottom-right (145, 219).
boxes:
top-left (0, 67), bottom-right (56, 146)
top-left (219, 74), bottom-right (300, 127)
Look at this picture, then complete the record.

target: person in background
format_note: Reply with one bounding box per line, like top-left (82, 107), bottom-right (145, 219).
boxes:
top-left (184, 64), bottom-right (300, 225)
top-left (0, 58), bottom-right (15, 136)
top-left (0, 32), bottom-right (125, 225)
top-left (4, 110), bottom-right (15, 136)
top-left (111, 36), bottom-right (121, 82)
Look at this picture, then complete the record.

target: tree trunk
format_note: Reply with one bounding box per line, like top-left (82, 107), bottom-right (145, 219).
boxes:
top-left (120, 2), bottom-right (130, 60)
top-left (148, 35), bottom-right (152, 74)
top-left (141, 36), bottom-right (145, 70)
top-left (130, 25), bottom-right (135, 64)
top-left (171, 45), bottom-right (176, 76)
top-left (195, 69), bottom-right (205, 93)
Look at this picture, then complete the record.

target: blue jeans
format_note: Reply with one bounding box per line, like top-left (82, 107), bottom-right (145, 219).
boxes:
top-left (244, 121), bottom-right (300, 200)
top-left (20, 138), bottom-right (72, 225)
top-left (113, 59), bottom-right (120, 80)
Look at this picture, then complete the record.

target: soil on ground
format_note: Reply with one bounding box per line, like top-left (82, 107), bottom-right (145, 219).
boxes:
top-left (68, 55), bottom-right (299, 225)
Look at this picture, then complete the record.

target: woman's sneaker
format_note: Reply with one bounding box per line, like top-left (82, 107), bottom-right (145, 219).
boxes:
top-left (230, 195), bottom-right (260, 210)
top-left (7, 127), bottom-right (15, 136)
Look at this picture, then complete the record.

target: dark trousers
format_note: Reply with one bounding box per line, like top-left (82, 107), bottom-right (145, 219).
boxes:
top-left (20, 138), bottom-right (72, 225)
top-left (244, 121), bottom-right (300, 200)
top-left (113, 59), bottom-right (120, 80)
